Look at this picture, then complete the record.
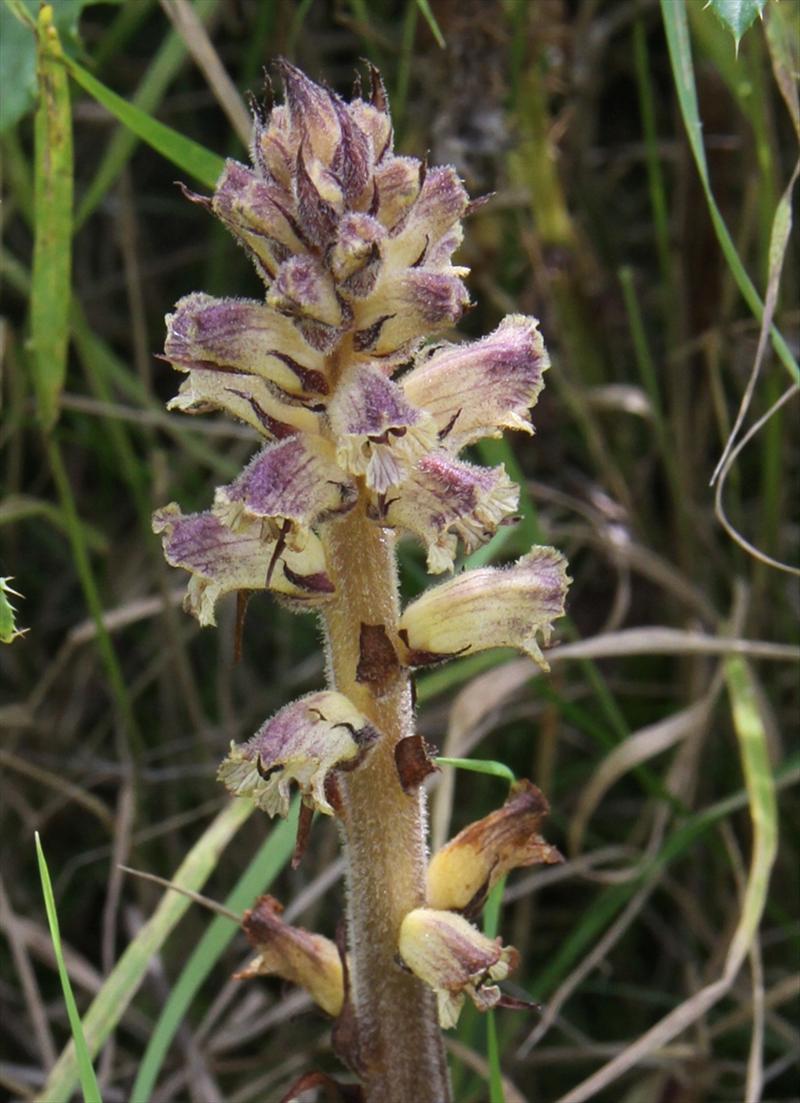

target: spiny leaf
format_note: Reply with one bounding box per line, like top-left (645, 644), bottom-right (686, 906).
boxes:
top-left (0, 577), bottom-right (27, 643)
top-left (706, 0), bottom-right (766, 48)
top-left (29, 2), bottom-right (73, 432)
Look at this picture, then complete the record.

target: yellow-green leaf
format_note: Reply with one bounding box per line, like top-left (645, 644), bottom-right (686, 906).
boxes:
top-left (30, 3), bottom-right (73, 431)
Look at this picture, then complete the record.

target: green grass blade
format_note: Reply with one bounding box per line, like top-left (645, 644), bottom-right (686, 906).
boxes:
top-left (45, 434), bottom-right (143, 757)
top-left (533, 751), bottom-right (792, 1005)
top-left (36, 799), bottom-right (254, 1103)
top-left (30, 3), bottom-right (73, 432)
top-left (483, 879), bottom-right (506, 1103)
top-left (73, 0), bottom-right (220, 225)
top-left (660, 0), bottom-right (798, 382)
top-left (35, 834), bottom-right (101, 1103)
top-left (436, 757), bottom-right (516, 785)
top-left (544, 653), bottom-right (785, 1103)
top-left (286, 0), bottom-right (315, 55)
top-left (632, 11), bottom-right (675, 325)
top-left (415, 0), bottom-right (446, 48)
top-left (63, 52), bottom-right (223, 208)
top-left (93, 0), bottom-right (157, 69)
top-left (417, 651), bottom-right (509, 703)
top-left (131, 800), bottom-right (299, 1101)
top-left (393, 1), bottom-right (418, 128)
top-left (485, 1009), bottom-right (503, 1102)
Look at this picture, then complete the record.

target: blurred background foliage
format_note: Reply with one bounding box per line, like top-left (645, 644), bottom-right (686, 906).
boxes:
top-left (1, 1), bottom-right (798, 1101)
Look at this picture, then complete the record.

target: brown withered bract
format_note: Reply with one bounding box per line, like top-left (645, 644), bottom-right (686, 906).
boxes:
top-left (291, 801), bottom-right (315, 869)
top-left (278, 1071), bottom-right (364, 1103)
top-left (355, 622), bottom-right (400, 695)
top-left (394, 734), bottom-right (439, 793)
top-left (238, 895), bottom-right (344, 1018)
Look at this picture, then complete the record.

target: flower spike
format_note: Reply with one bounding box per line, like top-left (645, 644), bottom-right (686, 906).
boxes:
top-left (399, 547), bottom-right (570, 670)
top-left (154, 59), bottom-right (569, 1096)
top-left (398, 908), bottom-right (519, 1029)
top-left (218, 691), bottom-right (379, 817)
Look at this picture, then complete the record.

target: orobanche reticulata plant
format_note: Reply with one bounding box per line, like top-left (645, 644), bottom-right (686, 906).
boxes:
top-left (153, 60), bottom-right (569, 1103)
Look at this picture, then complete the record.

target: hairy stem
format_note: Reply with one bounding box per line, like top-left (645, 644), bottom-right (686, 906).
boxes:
top-left (322, 501), bottom-right (450, 1103)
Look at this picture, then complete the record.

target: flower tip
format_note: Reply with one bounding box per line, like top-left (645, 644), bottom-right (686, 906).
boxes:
top-left (151, 501), bottom-right (180, 535)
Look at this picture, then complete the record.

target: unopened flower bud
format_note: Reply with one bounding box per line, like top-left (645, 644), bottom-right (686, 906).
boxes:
top-left (371, 156), bottom-right (422, 230)
top-left (330, 97), bottom-right (373, 205)
top-left (268, 256), bottom-right (344, 351)
top-left (212, 160), bottom-right (305, 282)
top-left (237, 894), bottom-right (344, 1017)
top-left (399, 546), bottom-right (569, 670)
top-left (348, 74), bottom-right (392, 165)
top-left (279, 60), bottom-right (342, 165)
top-left (329, 213), bottom-right (385, 298)
top-left (427, 780), bottom-right (562, 915)
top-left (398, 908), bottom-right (518, 1028)
top-left (294, 144), bottom-right (344, 249)
top-left (218, 691), bottom-right (379, 817)
top-left (386, 166), bottom-right (470, 269)
top-left (252, 103), bottom-right (294, 188)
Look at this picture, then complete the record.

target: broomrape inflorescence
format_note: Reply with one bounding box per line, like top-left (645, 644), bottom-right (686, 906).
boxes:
top-left (154, 59), bottom-right (569, 1103)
